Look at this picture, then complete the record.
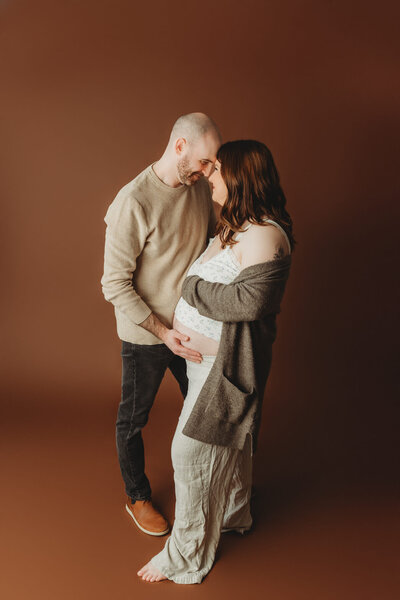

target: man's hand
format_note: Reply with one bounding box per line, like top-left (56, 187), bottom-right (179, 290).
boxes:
top-left (161, 328), bottom-right (202, 363)
top-left (139, 312), bottom-right (202, 363)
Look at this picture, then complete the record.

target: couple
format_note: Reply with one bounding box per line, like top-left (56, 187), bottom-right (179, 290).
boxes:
top-left (101, 112), bottom-right (295, 584)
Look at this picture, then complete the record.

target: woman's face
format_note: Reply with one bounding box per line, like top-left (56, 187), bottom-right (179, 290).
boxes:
top-left (208, 160), bottom-right (228, 206)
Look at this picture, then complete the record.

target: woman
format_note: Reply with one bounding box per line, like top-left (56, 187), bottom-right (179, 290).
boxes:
top-left (138, 140), bottom-right (295, 583)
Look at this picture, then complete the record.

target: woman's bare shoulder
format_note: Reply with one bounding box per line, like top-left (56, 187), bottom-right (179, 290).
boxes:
top-left (239, 222), bottom-right (289, 268)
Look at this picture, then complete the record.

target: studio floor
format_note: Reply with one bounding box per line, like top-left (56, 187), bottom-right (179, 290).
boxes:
top-left (1, 374), bottom-right (398, 600)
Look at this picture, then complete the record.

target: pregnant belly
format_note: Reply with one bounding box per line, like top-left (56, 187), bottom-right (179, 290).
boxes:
top-left (173, 315), bottom-right (219, 356)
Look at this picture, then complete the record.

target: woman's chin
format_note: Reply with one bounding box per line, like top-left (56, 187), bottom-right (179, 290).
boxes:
top-left (211, 194), bottom-right (226, 208)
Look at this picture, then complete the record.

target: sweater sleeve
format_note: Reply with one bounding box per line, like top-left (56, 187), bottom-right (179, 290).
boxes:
top-left (181, 274), bottom-right (278, 322)
top-left (101, 191), bottom-right (152, 325)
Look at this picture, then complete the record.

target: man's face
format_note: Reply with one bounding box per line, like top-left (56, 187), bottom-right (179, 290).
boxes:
top-left (176, 133), bottom-right (220, 186)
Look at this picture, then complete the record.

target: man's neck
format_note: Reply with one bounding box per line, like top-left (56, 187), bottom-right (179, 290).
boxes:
top-left (152, 158), bottom-right (182, 188)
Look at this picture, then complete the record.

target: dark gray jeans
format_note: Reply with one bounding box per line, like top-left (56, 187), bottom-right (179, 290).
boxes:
top-left (116, 341), bottom-right (188, 502)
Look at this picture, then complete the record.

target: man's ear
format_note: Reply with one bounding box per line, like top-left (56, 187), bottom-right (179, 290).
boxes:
top-left (175, 137), bottom-right (187, 155)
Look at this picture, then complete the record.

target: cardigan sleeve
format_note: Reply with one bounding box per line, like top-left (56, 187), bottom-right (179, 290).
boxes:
top-left (181, 273), bottom-right (282, 322)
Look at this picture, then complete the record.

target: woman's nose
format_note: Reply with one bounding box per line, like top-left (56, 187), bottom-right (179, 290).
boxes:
top-left (208, 167), bottom-right (216, 180)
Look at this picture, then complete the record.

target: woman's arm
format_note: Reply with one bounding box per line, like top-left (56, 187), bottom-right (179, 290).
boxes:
top-left (181, 225), bottom-right (291, 323)
top-left (181, 263), bottom-right (290, 323)
top-left (181, 276), bottom-right (262, 322)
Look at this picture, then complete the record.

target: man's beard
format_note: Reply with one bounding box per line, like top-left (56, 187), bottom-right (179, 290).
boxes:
top-left (177, 157), bottom-right (203, 186)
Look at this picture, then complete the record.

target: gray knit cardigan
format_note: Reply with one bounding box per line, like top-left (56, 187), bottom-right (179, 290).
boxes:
top-left (180, 254), bottom-right (292, 453)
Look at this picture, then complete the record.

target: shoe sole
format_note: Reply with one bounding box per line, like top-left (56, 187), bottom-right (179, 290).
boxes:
top-left (125, 504), bottom-right (169, 537)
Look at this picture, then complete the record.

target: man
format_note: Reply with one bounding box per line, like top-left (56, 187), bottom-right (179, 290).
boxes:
top-left (101, 112), bottom-right (221, 536)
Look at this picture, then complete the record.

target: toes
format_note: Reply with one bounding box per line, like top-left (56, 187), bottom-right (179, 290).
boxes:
top-left (137, 563), bottom-right (150, 577)
top-left (137, 562), bottom-right (166, 583)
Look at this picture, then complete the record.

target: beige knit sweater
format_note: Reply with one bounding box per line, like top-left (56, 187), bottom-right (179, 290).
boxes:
top-left (101, 163), bottom-right (216, 344)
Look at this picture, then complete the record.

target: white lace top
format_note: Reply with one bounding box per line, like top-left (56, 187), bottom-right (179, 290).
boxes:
top-left (174, 238), bottom-right (241, 341)
top-left (174, 219), bottom-right (291, 342)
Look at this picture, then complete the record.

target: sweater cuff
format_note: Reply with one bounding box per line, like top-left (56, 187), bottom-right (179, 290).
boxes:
top-left (123, 299), bottom-right (153, 325)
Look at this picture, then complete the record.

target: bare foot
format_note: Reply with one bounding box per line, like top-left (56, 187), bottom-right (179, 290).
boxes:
top-left (137, 561), bottom-right (167, 583)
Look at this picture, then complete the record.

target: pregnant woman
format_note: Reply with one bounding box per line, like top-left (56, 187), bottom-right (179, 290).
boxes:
top-left (138, 139), bottom-right (295, 584)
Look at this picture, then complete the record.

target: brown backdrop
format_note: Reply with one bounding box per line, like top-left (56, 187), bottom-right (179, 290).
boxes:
top-left (1, 1), bottom-right (399, 599)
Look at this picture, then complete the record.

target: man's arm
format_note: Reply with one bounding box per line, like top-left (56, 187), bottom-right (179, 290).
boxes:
top-left (101, 193), bottom-right (153, 324)
top-left (101, 191), bottom-right (201, 362)
top-left (101, 193), bottom-right (154, 324)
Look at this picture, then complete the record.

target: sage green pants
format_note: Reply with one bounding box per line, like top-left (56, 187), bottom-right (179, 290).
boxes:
top-left (150, 355), bottom-right (252, 584)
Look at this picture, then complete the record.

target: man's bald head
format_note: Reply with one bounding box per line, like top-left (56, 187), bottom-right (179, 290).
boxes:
top-left (169, 112), bottom-right (222, 147)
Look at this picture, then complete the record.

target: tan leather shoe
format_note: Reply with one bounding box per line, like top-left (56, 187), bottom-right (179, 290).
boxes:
top-left (125, 498), bottom-right (169, 536)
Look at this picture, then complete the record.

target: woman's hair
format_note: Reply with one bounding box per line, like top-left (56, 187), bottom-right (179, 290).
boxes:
top-left (215, 140), bottom-right (296, 251)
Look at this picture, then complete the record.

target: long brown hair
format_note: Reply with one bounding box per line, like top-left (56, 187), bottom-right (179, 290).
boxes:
top-left (215, 140), bottom-right (296, 251)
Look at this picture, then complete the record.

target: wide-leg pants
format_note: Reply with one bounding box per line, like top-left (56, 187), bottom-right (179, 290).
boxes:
top-left (150, 355), bottom-right (253, 584)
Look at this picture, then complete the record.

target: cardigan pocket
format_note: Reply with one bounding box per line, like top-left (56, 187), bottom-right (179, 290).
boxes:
top-left (211, 374), bottom-right (256, 425)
